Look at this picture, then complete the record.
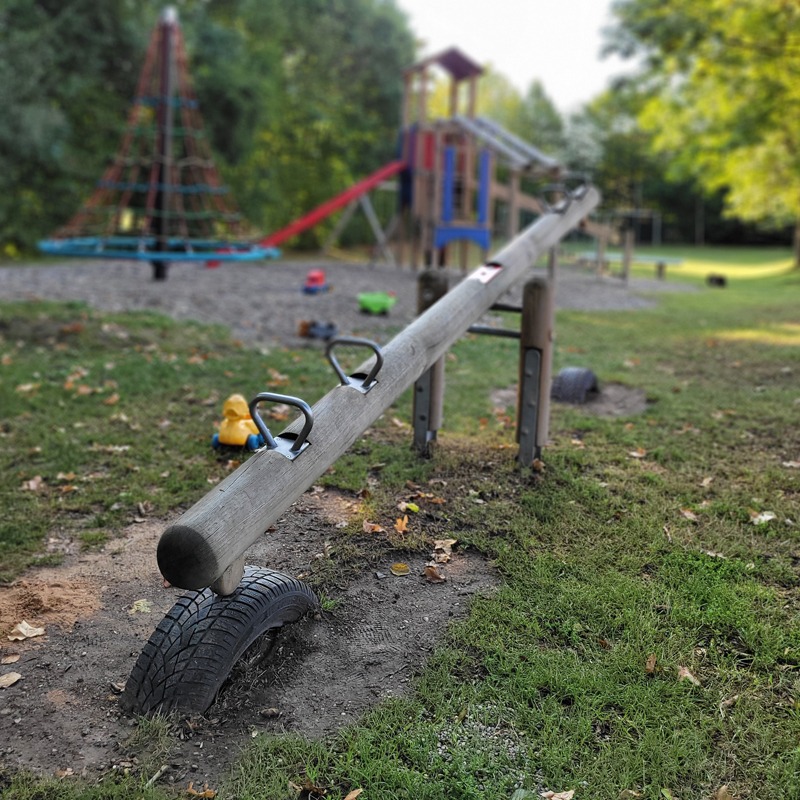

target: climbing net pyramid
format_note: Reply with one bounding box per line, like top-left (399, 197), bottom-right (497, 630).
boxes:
top-left (40, 8), bottom-right (268, 266)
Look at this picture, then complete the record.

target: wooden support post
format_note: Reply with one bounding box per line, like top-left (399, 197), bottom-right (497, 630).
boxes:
top-left (449, 77), bottom-right (459, 118)
top-left (157, 187), bottom-right (600, 592)
top-left (517, 278), bottom-right (555, 467)
top-left (508, 171), bottom-right (520, 239)
top-left (596, 233), bottom-right (607, 277)
top-left (622, 227), bottom-right (634, 285)
top-left (414, 270), bottom-right (449, 454)
top-left (467, 76), bottom-right (477, 118)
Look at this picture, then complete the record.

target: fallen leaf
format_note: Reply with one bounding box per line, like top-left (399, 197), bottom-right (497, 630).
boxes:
top-left (267, 403), bottom-right (290, 421)
top-left (390, 562), bottom-right (410, 576)
top-left (1, 354), bottom-right (12, 365)
top-left (60, 484), bottom-right (77, 495)
top-left (428, 496), bottom-right (446, 504)
top-left (20, 476), bottom-right (44, 491)
top-left (425, 565), bottom-right (446, 582)
top-left (540, 791), bottom-right (574, 800)
top-left (750, 510), bottom-right (776, 525)
top-left (397, 501), bottom-right (419, 513)
top-left (596, 638), bottom-right (611, 649)
top-left (433, 538), bottom-right (457, 563)
top-left (394, 515), bottom-right (408, 534)
top-left (8, 621), bottom-right (45, 641)
top-left (677, 666), bottom-right (701, 686)
top-left (704, 550), bottom-right (727, 559)
top-left (363, 520), bottom-right (385, 534)
top-left (571, 438), bottom-right (585, 449)
top-left (531, 458), bottom-right (545, 473)
top-left (75, 384), bottom-right (95, 396)
top-left (225, 460), bottom-right (241, 471)
top-left (207, 476), bottom-right (220, 485)
top-left (645, 653), bottom-right (657, 674)
top-left (103, 392), bottom-right (119, 406)
top-left (680, 508), bottom-right (698, 521)
top-left (56, 472), bottom-right (76, 481)
top-left (16, 382), bottom-right (41, 393)
top-left (158, 419), bottom-right (171, 429)
top-left (0, 672), bottom-right (22, 688)
top-left (91, 444), bottom-right (130, 454)
top-left (618, 792), bottom-right (642, 800)
top-left (700, 476), bottom-right (713, 488)
top-left (186, 782), bottom-right (216, 798)
top-left (343, 789), bottom-right (364, 800)
top-left (1, 654), bottom-right (20, 664)
top-left (391, 416), bottom-right (408, 428)
top-left (267, 368), bottom-right (289, 387)
top-left (110, 681), bottom-right (126, 693)
top-left (661, 790), bottom-right (676, 799)
top-left (711, 785), bottom-right (733, 800)
top-left (719, 694), bottom-right (740, 717)
top-left (128, 599), bottom-right (153, 614)
top-left (629, 447), bottom-right (646, 459)
top-left (782, 461), bottom-right (800, 468)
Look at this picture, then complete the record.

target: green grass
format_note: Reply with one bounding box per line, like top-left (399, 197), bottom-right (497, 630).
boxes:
top-left (3, 247), bottom-right (800, 798)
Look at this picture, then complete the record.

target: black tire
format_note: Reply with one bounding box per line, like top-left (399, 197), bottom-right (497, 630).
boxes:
top-left (120, 567), bottom-right (318, 715)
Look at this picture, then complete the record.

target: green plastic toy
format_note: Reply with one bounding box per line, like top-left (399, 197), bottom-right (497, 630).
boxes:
top-left (358, 291), bottom-right (397, 315)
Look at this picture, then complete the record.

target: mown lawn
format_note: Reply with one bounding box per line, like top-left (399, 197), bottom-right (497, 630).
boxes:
top-left (2, 250), bottom-right (800, 799)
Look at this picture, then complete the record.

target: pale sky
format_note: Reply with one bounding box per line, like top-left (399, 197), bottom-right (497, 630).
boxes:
top-left (395, 0), bottom-right (635, 113)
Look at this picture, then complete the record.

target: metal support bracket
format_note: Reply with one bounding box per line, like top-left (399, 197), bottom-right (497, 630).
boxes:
top-left (249, 392), bottom-right (313, 460)
top-left (517, 348), bottom-right (542, 466)
top-left (325, 336), bottom-right (384, 394)
top-left (413, 366), bottom-right (437, 453)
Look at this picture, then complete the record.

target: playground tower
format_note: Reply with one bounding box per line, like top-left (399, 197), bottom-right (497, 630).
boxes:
top-left (39, 7), bottom-right (270, 280)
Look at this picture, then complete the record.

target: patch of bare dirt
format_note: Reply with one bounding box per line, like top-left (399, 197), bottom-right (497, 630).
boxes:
top-left (491, 381), bottom-right (650, 418)
top-left (0, 491), bottom-right (497, 789)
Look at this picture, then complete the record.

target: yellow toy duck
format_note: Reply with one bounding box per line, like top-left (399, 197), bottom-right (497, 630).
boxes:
top-left (212, 394), bottom-right (264, 451)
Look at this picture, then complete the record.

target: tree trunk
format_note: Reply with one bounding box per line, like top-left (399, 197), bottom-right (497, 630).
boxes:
top-left (794, 210), bottom-right (800, 270)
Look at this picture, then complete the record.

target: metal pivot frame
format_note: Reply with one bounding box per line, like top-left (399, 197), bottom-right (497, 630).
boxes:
top-left (414, 269), bottom-right (449, 454)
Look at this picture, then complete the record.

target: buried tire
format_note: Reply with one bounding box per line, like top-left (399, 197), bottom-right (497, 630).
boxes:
top-left (120, 567), bottom-right (318, 715)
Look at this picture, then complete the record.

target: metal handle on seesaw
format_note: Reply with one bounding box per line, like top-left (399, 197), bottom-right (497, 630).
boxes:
top-left (325, 336), bottom-right (384, 394)
top-left (248, 392), bottom-right (313, 459)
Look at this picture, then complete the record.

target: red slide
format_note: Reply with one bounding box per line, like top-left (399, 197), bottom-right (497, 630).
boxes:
top-left (260, 160), bottom-right (406, 248)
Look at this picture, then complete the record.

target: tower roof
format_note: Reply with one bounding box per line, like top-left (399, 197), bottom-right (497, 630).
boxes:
top-left (405, 47), bottom-right (484, 82)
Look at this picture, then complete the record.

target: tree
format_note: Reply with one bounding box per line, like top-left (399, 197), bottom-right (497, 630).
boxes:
top-left (606, 0), bottom-right (800, 264)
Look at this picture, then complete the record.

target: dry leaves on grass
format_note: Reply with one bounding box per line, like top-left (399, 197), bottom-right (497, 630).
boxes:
top-left (390, 563), bottom-right (410, 576)
top-left (186, 782), bottom-right (216, 798)
top-left (629, 447), bottom-right (647, 459)
top-left (16, 382), bottom-right (41, 393)
top-left (700, 476), bottom-right (713, 488)
top-left (103, 392), bottom-right (120, 405)
top-left (532, 458), bottom-right (545, 473)
top-left (397, 501), bottom-right (419, 513)
top-left (128, 599), bottom-right (153, 614)
top-left (343, 790), bottom-right (364, 800)
top-left (1, 654), bottom-right (20, 665)
top-left (424, 565), bottom-right (446, 583)
top-left (8, 621), bottom-right (45, 641)
top-left (645, 654), bottom-right (657, 674)
top-left (680, 508), bottom-right (698, 521)
top-left (618, 791), bottom-right (641, 799)
top-left (540, 791), bottom-right (575, 800)
top-left (394, 515), bottom-right (408, 534)
top-left (677, 666), bottom-right (701, 686)
top-left (20, 476), bottom-right (44, 491)
top-left (783, 461), bottom-right (800, 468)
top-left (710, 786), bottom-right (733, 800)
top-left (0, 672), bottom-right (22, 688)
top-left (267, 368), bottom-right (289, 387)
top-left (363, 520), bottom-right (385, 534)
top-left (719, 695), bottom-right (740, 717)
top-left (749, 510), bottom-right (776, 525)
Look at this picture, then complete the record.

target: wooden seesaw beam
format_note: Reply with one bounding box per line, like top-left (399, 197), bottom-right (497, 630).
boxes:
top-left (157, 185), bottom-right (601, 594)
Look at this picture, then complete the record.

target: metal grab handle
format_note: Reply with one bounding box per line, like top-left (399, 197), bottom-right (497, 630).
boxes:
top-left (248, 392), bottom-right (313, 457)
top-left (325, 336), bottom-right (384, 393)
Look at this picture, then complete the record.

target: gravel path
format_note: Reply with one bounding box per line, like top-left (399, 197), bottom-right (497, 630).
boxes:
top-left (0, 257), bottom-right (698, 347)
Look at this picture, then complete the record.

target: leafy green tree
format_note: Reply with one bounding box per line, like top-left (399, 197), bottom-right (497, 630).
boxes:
top-left (606, 0), bottom-right (800, 264)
